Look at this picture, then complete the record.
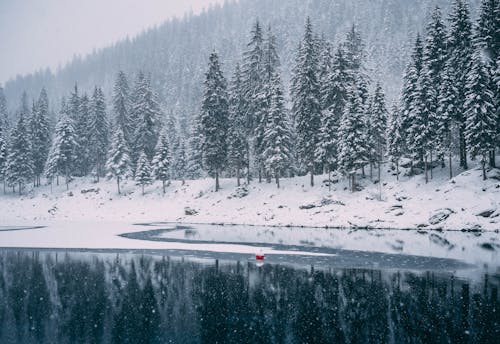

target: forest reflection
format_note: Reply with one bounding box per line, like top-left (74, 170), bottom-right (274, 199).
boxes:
top-left (0, 251), bottom-right (498, 343)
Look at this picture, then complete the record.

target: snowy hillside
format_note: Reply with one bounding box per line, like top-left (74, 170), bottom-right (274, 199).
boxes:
top-left (1, 161), bottom-right (498, 231)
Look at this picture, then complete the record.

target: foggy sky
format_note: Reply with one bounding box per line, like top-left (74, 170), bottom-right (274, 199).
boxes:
top-left (0, 0), bottom-right (224, 84)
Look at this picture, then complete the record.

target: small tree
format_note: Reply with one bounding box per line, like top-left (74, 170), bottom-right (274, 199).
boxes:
top-left (106, 129), bottom-right (131, 194)
top-left (135, 151), bottom-right (152, 195)
top-left (152, 130), bottom-right (171, 194)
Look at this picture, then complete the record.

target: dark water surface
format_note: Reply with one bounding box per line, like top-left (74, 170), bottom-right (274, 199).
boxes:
top-left (0, 251), bottom-right (498, 344)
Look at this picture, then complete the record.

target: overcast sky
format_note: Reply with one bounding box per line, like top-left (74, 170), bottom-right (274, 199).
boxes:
top-left (0, 0), bottom-right (224, 84)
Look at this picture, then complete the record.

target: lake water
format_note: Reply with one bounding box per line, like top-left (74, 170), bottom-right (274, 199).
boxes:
top-left (0, 250), bottom-right (498, 343)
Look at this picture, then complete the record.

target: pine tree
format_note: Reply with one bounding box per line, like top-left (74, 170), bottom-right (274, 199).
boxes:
top-left (423, 6), bottom-right (448, 177)
top-left (447, 0), bottom-right (474, 169)
top-left (77, 94), bottom-right (92, 175)
top-left (424, 6), bottom-right (447, 89)
top-left (475, 0), bottom-right (499, 167)
top-left (465, 50), bottom-right (497, 180)
top-left (0, 123), bottom-right (9, 193)
top-left (106, 128), bottom-right (131, 194)
top-left (227, 64), bottom-right (248, 186)
top-left (135, 151), bottom-right (152, 195)
top-left (199, 52), bottom-right (229, 192)
top-left (44, 101), bottom-right (78, 190)
top-left (0, 86), bottom-right (9, 133)
top-left (437, 64), bottom-right (458, 179)
top-left (132, 73), bottom-right (160, 161)
top-left (29, 88), bottom-right (50, 186)
top-left (316, 47), bottom-right (350, 179)
top-left (338, 82), bottom-right (368, 192)
top-left (5, 111), bottom-right (33, 194)
top-left (386, 104), bottom-right (405, 180)
top-left (253, 78), bottom-right (271, 182)
top-left (401, 34), bottom-right (424, 172)
top-left (172, 139), bottom-right (186, 185)
top-left (262, 73), bottom-right (292, 188)
top-left (185, 118), bottom-right (203, 180)
top-left (242, 20), bottom-right (265, 136)
top-left (366, 82), bottom-right (388, 181)
top-left (113, 71), bottom-right (133, 149)
top-left (89, 87), bottom-right (109, 180)
top-left (317, 39), bottom-right (333, 111)
top-left (152, 129), bottom-right (171, 193)
top-left (291, 17), bottom-right (321, 187)
top-left (263, 25), bottom-right (280, 82)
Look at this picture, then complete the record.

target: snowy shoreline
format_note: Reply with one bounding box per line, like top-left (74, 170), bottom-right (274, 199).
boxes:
top-left (1, 162), bottom-right (499, 232)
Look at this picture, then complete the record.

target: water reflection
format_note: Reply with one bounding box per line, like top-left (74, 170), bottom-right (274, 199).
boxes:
top-left (0, 251), bottom-right (498, 343)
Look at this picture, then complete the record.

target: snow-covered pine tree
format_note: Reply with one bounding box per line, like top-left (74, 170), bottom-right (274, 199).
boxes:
top-left (253, 77), bottom-right (271, 182)
top-left (5, 111), bottom-right (33, 194)
top-left (262, 72), bottom-right (292, 188)
top-left (317, 38), bottom-right (333, 111)
top-left (19, 91), bottom-right (30, 118)
top-left (475, 0), bottom-right (499, 167)
top-left (77, 94), bottom-right (92, 175)
top-left (315, 47), bottom-right (350, 180)
top-left (0, 86), bottom-right (8, 133)
top-left (152, 129), bottom-right (171, 193)
top-left (199, 52), bottom-right (229, 192)
top-left (185, 118), bottom-right (203, 180)
top-left (424, 6), bottom-right (447, 91)
top-left (263, 25), bottom-right (280, 81)
top-left (113, 71), bottom-right (133, 149)
top-left (106, 128), bottom-right (131, 194)
top-left (437, 63), bottom-right (459, 179)
top-left (343, 25), bottom-right (370, 105)
top-left (44, 100), bottom-right (78, 190)
top-left (135, 151), bottom-right (152, 195)
top-left (172, 139), bottom-right (186, 185)
top-left (411, 65), bottom-right (437, 183)
top-left (475, 0), bottom-right (499, 66)
top-left (227, 64), bottom-right (248, 186)
top-left (68, 85), bottom-right (87, 176)
top-left (423, 6), bottom-right (448, 178)
top-left (464, 50), bottom-right (497, 180)
top-left (338, 81), bottom-right (368, 192)
top-left (401, 34), bottom-right (424, 171)
top-left (291, 17), bottom-right (321, 187)
top-left (89, 87), bottom-right (109, 180)
top-left (366, 82), bottom-right (388, 181)
top-left (242, 20), bottom-right (265, 137)
top-left (447, 0), bottom-right (474, 169)
top-left (0, 123), bottom-right (8, 192)
top-left (386, 103), bottom-right (405, 180)
top-left (29, 88), bottom-right (50, 186)
top-left (132, 73), bottom-right (160, 162)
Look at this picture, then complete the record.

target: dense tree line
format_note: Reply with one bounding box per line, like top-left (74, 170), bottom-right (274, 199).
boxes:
top-left (0, 0), bottom-right (497, 195)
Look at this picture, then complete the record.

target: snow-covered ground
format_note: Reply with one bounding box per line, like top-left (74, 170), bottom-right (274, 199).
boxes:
top-left (0, 162), bottom-right (498, 231)
top-left (0, 162), bottom-right (498, 276)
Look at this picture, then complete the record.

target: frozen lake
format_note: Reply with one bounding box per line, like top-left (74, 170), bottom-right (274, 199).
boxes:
top-left (0, 223), bottom-right (499, 343)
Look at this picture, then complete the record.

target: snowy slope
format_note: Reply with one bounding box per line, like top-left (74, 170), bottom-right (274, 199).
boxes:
top-left (1, 162), bottom-right (498, 231)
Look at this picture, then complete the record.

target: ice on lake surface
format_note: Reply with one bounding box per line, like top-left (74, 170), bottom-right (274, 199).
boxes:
top-left (0, 223), bottom-right (499, 343)
top-left (0, 250), bottom-right (498, 343)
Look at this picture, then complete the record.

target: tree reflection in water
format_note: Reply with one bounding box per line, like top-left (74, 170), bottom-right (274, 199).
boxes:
top-left (0, 251), bottom-right (498, 343)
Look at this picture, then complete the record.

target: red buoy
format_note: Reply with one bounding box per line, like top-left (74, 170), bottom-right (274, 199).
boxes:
top-left (256, 250), bottom-right (265, 260)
